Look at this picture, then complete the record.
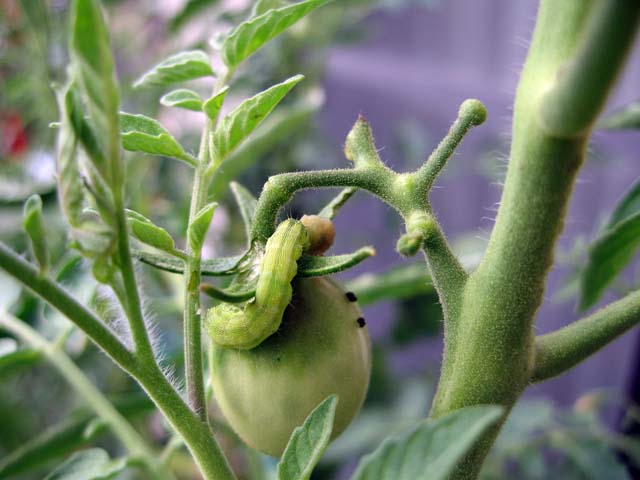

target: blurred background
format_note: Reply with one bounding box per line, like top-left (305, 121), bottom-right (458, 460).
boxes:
top-left (2, 0), bottom-right (640, 478)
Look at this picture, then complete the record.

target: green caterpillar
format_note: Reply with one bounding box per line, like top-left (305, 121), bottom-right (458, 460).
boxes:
top-left (205, 219), bottom-right (310, 349)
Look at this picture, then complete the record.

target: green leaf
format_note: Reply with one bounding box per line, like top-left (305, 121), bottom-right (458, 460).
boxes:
top-left (54, 84), bottom-right (84, 227)
top-left (230, 182), bottom-right (258, 241)
top-left (125, 210), bottom-right (177, 254)
top-left (222, 0), bottom-right (333, 68)
top-left (133, 50), bottom-right (214, 89)
top-left (160, 89), bottom-right (203, 111)
top-left (318, 188), bottom-right (357, 219)
top-left (346, 263), bottom-right (434, 306)
top-left (169, 0), bottom-right (220, 31)
top-left (277, 395), bottom-right (338, 480)
top-left (203, 86), bottom-right (230, 122)
top-left (212, 75), bottom-right (304, 162)
top-left (598, 100), bottom-right (640, 130)
top-left (69, 0), bottom-right (120, 182)
top-left (579, 213), bottom-right (640, 310)
top-left (133, 249), bottom-right (244, 276)
top-left (297, 247), bottom-right (375, 277)
top-left (253, 0), bottom-right (288, 16)
top-left (209, 99), bottom-right (320, 199)
top-left (550, 433), bottom-right (630, 480)
top-left (22, 194), bottom-right (50, 274)
top-left (0, 348), bottom-right (42, 379)
top-left (119, 113), bottom-right (196, 167)
top-left (0, 414), bottom-right (101, 478)
top-left (44, 448), bottom-right (127, 480)
top-left (609, 177), bottom-right (640, 227)
top-left (188, 203), bottom-right (217, 253)
top-left (352, 405), bottom-right (503, 480)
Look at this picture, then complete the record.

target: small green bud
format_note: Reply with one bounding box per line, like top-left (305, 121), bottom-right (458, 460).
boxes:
top-left (459, 99), bottom-right (487, 127)
top-left (344, 116), bottom-right (384, 169)
top-left (396, 233), bottom-right (423, 257)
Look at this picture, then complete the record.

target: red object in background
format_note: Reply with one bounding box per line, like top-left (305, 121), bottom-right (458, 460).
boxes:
top-left (1, 113), bottom-right (29, 157)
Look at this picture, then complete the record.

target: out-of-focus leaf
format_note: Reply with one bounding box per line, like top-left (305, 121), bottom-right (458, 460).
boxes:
top-left (598, 101), bottom-right (640, 130)
top-left (133, 50), bottom-right (214, 88)
top-left (44, 448), bottom-right (128, 480)
top-left (211, 75), bottom-right (304, 163)
top-left (169, 0), bottom-right (220, 31)
top-left (579, 213), bottom-right (640, 311)
top-left (120, 113), bottom-right (196, 167)
top-left (550, 433), bottom-right (630, 480)
top-left (253, 0), bottom-right (288, 16)
top-left (203, 86), bottom-right (229, 122)
top-left (0, 342), bottom-right (41, 379)
top-left (69, 0), bottom-right (120, 182)
top-left (609, 178), bottom-right (640, 227)
top-left (277, 395), bottom-right (338, 480)
top-left (0, 414), bottom-right (103, 478)
top-left (222, 0), bottom-right (333, 68)
top-left (22, 194), bottom-right (50, 274)
top-left (188, 203), bottom-right (217, 253)
top-left (230, 182), bottom-right (258, 241)
top-left (317, 188), bottom-right (357, 219)
top-left (352, 405), bottom-right (503, 480)
top-left (160, 89), bottom-right (203, 111)
top-left (346, 263), bottom-right (433, 306)
top-left (209, 99), bottom-right (319, 199)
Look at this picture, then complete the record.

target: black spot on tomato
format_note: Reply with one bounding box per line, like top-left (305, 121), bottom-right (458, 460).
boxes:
top-left (346, 291), bottom-right (358, 302)
top-left (356, 317), bottom-right (366, 328)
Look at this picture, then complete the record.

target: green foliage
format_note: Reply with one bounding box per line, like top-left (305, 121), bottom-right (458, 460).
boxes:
top-left (352, 406), bottom-right (503, 480)
top-left (598, 100), bottom-right (640, 129)
top-left (22, 194), bottom-right (50, 274)
top-left (69, 0), bottom-right (120, 185)
top-left (203, 86), bottom-right (230, 122)
top-left (44, 448), bottom-right (128, 480)
top-left (160, 89), bottom-right (204, 111)
top-left (230, 182), bottom-right (258, 241)
top-left (221, 0), bottom-right (334, 68)
top-left (579, 177), bottom-right (640, 310)
top-left (211, 75), bottom-right (304, 163)
top-left (188, 203), bottom-right (217, 253)
top-left (119, 113), bottom-right (196, 167)
top-left (125, 210), bottom-right (178, 255)
top-left (133, 50), bottom-right (215, 89)
top-left (277, 395), bottom-right (338, 480)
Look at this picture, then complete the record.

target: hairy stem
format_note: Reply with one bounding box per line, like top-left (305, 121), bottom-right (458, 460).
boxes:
top-left (428, 2), bottom-right (640, 478)
top-left (532, 290), bottom-right (640, 382)
top-left (0, 242), bottom-right (135, 370)
top-left (0, 313), bottom-right (172, 480)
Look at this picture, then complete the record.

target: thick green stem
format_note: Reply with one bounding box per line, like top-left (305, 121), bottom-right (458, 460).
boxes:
top-left (0, 313), bottom-right (172, 480)
top-left (428, 2), bottom-right (640, 478)
top-left (0, 242), bottom-right (135, 370)
top-left (533, 290), bottom-right (640, 382)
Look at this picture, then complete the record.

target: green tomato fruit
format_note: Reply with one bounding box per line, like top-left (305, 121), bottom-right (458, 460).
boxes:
top-left (210, 276), bottom-right (371, 457)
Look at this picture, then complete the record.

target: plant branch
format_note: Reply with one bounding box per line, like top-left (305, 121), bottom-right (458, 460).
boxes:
top-left (0, 312), bottom-right (173, 480)
top-left (0, 242), bottom-right (136, 370)
top-left (183, 69), bottom-right (233, 420)
top-left (532, 290), bottom-right (640, 382)
top-left (539, 1), bottom-right (640, 137)
top-left (114, 201), bottom-right (156, 364)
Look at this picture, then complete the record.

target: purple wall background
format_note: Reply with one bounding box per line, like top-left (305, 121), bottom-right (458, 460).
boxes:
top-left (319, 0), bottom-right (640, 405)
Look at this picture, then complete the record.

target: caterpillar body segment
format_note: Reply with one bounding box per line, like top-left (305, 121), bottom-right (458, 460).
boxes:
top-left (206, 219), bottom-right (309, 349)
